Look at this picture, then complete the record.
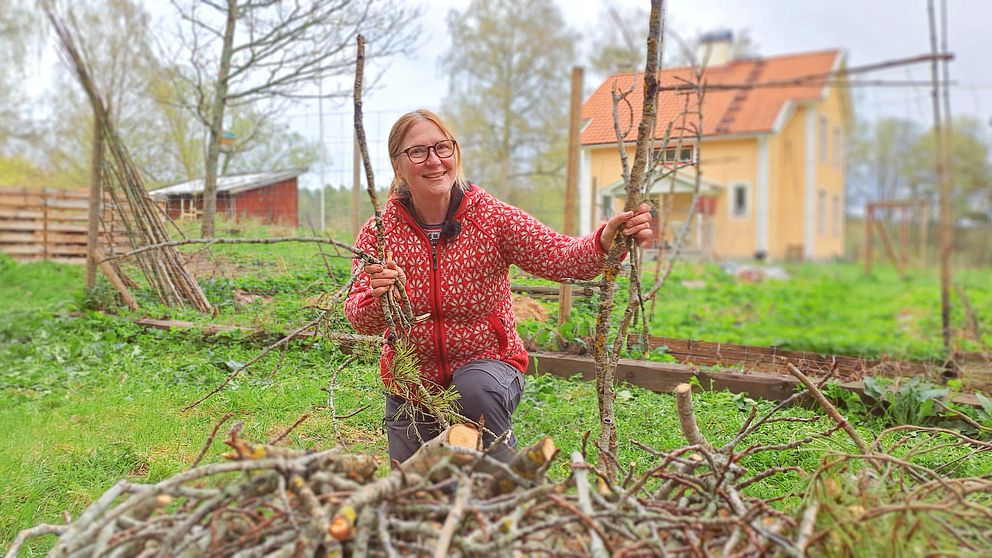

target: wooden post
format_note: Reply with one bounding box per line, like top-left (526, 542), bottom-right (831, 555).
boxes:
top-left (352, 133), bottom-right (361, 239)
top-left (899, 206), bottom-right (910, 266)
top-left (873, 218), bottom-right (906, 279)
top-left (927, 0), bottom-right (953, 354)
top-left (41, 191), bottom-right (49, 262)
top-left (558, 66), bottom-right (584, 328)
top-left (93, 246), bottom-right (138, 310)
top-left (86, 117), bottom-right (104, 289)
top-left (920, 202), bottom-right (930, 265)
top-left (864, 202), bottom-right (873, 274)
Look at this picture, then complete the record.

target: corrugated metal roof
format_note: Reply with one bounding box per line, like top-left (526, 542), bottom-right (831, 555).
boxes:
top-left (148, 168), bottom-right (307, 199)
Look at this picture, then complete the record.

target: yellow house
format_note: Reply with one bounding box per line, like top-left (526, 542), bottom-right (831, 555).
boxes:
top-left (580, 47), bottom-right (850, 261)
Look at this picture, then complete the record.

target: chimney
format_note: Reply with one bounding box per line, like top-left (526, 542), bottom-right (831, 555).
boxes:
top-left (697, 29), bottom-right (733, 67)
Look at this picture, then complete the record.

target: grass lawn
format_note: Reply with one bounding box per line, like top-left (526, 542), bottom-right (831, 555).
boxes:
top-left (1, 239), bottom-right (990, 555)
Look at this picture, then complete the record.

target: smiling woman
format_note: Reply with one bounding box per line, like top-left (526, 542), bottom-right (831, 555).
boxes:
top-left (344, 108), bottom-right (655, 465)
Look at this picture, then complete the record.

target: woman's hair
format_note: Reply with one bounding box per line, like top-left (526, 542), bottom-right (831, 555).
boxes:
top-left (387, 109), bottom-right (466, 198)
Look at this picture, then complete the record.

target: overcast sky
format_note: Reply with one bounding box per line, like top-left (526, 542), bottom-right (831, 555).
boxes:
top-left (279, 0), bottom-right (989, 190)
top-left (358, 0), bottom-right (988, 121)
top-left (38, 0), bottom-right (988, 189)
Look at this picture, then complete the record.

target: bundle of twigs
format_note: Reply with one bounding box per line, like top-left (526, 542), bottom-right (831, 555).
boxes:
top-left (43, 4), bottom-right (212, 313)
top-left (8, 376), bottom-right (992, 557)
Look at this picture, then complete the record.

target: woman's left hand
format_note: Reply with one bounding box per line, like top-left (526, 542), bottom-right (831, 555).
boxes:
top-left (601, 202), bottom-right (655, 251)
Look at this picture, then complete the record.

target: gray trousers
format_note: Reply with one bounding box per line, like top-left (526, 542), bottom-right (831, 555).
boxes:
top-left (384, 359), bottom-right (525, 465)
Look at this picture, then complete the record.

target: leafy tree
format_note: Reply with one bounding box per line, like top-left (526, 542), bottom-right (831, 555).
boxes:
top-left (442, 0), bottom-right (577, 218)
top-left (0, 0), bottom-right (44, 151)
top-left (903, 117), bottom-right (991, 223)
top-left (41, 0), bottom-right (160, 188)
top-left (586, 4), bottom-right (649, 78)
top-left (164, 0), bottom-right (420, 238)
top-left (845, 117), bottom-right (920, 208)
top-left (220, 107), bottom-right (321, 176)
top-left (666, 28), bottom-right (760, 67)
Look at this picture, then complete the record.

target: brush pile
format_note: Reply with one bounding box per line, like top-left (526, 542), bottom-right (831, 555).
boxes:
top-left (8, 378), bottom-right (992, 558)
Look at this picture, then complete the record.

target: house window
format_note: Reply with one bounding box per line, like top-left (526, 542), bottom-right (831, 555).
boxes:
top-left (601, 195), bottom-right (613, 219)
top-left (730, 182), bottom-right (749, 218)
top-left (832, 193), bottom-right (841, 236)
top-left (817, 189), bottom-right (827, 234)
top-left (655, 145), bottom-right (694, 164)
top-left (833, 126), bottom-right (842, 167)
top-left (819, 116), bottom-right (828, 162)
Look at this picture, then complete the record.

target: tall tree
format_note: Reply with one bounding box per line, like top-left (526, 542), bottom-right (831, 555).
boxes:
top-left (903, 116), bottom-right (991, 222)
top-left (0, 0), bottom-right (44, 152)
top-left (845, 117), bottom-right (920, 208)
top-left (442, 0), bottom-right (577, 208)
top-left (666, 28), bottom-right (760, 67)
top-left (42, 0), bottom-right (159, 188)
top-left (166, 0), bottom-right (420, 238)
top-left (586, 4), bottom-right (649, 78)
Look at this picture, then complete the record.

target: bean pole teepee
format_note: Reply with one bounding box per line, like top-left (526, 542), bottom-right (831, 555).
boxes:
top-left (43, 3), bottom-right (211, 313)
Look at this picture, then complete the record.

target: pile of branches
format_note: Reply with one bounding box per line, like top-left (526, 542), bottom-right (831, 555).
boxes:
top-left (9, 373), bottom-right (992, 557)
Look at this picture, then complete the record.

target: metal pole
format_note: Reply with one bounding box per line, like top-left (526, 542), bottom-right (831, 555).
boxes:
top-left (318, 69), bottom-right (326, 231)
top-left (558, 66), bottom-right (584, 327)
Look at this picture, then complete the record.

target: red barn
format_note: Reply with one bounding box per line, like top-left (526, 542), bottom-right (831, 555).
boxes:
top-left (149, 169), bottom-right (304, 227)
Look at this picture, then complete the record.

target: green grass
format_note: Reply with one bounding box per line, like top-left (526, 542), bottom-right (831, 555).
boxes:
top-left (2, 240), bottom-right (991, 555)
top-left (519, 261), bottom-right (992, 361)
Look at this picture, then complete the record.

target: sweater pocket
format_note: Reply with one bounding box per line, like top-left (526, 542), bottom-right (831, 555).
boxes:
top-left (486, 313), bottom-right (510, 356)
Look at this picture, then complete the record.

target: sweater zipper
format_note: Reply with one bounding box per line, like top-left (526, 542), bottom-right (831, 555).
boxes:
top-left (430, 242), bottom-right (451, 381)
top-left (392, 205), bottom-right (450, 381)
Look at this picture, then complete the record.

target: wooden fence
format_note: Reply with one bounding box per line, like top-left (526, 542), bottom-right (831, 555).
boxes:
top-left (0, 187), bottom-right (124, 264)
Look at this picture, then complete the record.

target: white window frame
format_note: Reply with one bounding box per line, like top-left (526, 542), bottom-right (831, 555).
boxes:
top-left (817, 189), bottom-right (827, 234)
top-left (832, 193), bottom-right (841, 237)
top-left (729, 182), bottom-right (750, 219)
top-left (654, 144), bottom-right (696, 164)
top-left (833, 126), bottom-right (842, 168)
top-left (819, 116), bottom-right (828, 162)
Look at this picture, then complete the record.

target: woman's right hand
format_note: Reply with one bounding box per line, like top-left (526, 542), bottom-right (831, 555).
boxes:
top-left (364, 259), bottom-right (407, 298)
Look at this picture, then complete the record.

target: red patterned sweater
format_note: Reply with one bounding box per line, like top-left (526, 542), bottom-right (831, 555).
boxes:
top-left (344, 184), bottom-right (608, 388)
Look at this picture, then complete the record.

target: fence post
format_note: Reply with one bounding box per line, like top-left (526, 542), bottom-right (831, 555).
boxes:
top-left (86, 118), bottom-right (104, 288)
top-left (42, 190), bottom-right (49, 262)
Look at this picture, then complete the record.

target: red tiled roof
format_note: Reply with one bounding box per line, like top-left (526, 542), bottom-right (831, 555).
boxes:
top-left (581, 49), bottom-right (843, 145)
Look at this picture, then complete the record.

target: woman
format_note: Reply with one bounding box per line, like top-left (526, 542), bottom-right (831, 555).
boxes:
top-left (345, 109), bottom-right (653, 464)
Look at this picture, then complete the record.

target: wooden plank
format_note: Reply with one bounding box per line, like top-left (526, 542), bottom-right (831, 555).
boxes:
top-left (528, 352), bottom-right (802, 401)
top-left (46, 245), bottom-right (89, 256)
top-left (0, 245), bottom-right (44, 255)
top-left (41, 210), bottom-right (89, 222)
top-left (131, 318), bottom-right (379, 353)
top-left (0, 221), bottom-right (89, 233)
top-left (0, 231), bottom-right (88, 244)
top-left (39, 198), bottom-right (90, 210)
top-left (50, 256), bottom-right (86, 264)
top-left (0, 209), bottom-right (43, 219)
top-left (512, 284), bottom-right (596, 298)
top-left (636, 334), bottom-right (932, 379)
top-left (528, 351), bottom-right (983, 407)
top-left (0, 232), bottom-right (39, 243)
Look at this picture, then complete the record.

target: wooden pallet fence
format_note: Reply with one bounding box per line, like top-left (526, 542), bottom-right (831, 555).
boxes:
top-left (629, 334), bottom-right (938, 382)
top-left (0, 187), bottom-right (127, 264)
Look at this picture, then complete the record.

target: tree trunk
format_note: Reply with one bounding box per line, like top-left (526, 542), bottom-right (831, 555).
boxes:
top-left (201, 0), bottom-right (238, 239)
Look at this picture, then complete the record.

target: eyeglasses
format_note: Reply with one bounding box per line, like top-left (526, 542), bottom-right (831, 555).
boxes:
top-left (399, 140), bottom-right (456, 164)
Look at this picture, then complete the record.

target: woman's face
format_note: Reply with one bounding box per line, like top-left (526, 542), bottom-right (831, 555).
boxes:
top-left (394, 120), bottom-right (456, 200)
